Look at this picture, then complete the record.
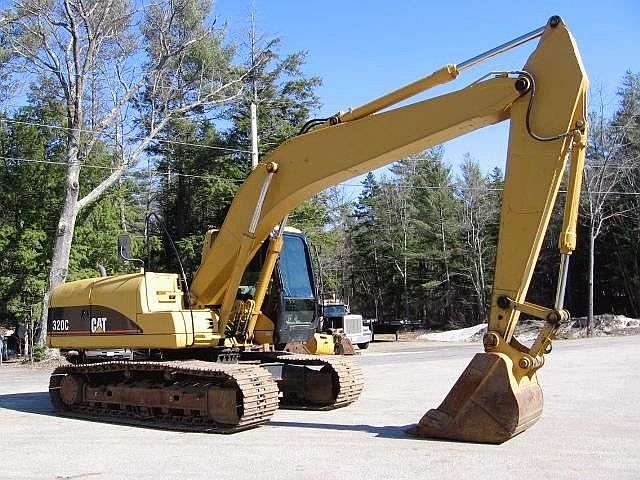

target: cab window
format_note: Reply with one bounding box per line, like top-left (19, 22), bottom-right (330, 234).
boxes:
top-left (280, 235), bottom-right (314, 299)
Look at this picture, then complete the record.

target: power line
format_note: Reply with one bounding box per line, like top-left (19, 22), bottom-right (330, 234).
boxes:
top-left (3, 118), bottom-right (639, 167)
top-left (152, 170), bottom-right (244, 182)
top-left (0, 155), bottom-right (246, 182)
top-left (587, 164), bottom-right (638, 169)
top-left (341, 182), bottom-right (640, 196)
top-left (0, 118), bottom-right (251, 154)
top-left (4, 154), bottom-right (640, 196)
top-left (0, 156), bottom-right (116, 170)
top-left (341, 183), bottom-right (502, 191)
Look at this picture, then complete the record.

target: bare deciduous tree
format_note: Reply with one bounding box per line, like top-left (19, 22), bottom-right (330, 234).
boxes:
top-left (0, 0), bottom-right (251, 343)
top-left (378, 174), bottom-right (412, 322)
top-left (319, 186), bottom-right (355, 300)
top-left (582, 87), bottom-right (636, 335)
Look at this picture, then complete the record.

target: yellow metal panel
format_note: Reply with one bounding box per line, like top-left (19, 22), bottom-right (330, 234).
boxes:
top-left (141, 272), bottom-right (185, 313)
top-left (305, 333), bottom-right (335, 355)
top-left (253, 313), bottom-right (275, 345)
top-left (48, 272), bottom-right (220, 349)
top-left (49, 277), bottom-right (95, 308)
top-left (89, 273), bottom-right (145, 320)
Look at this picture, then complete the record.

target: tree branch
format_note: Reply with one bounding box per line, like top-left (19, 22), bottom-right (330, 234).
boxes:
top-left (77, 162), bottom-right (125, 210)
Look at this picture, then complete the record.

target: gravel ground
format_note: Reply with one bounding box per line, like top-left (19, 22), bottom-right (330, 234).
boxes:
top-left (1, 335), bottom-right (639, 480)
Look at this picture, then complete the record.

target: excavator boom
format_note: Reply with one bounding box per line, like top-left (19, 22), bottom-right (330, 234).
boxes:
top-left (191, 76), bottom-right (520, 308)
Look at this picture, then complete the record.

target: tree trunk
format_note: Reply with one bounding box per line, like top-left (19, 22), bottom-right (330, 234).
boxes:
top-left (37, 142), bottom-right (82, 345)
top-left (587, 224), bottom-right (595, 337)
top-left (403, 229), bottom-right (409, 323)
top-left (439, 206), bottom-right (450, 284)
top-left (439, 205), bottom-right (451, 324)
top-left (477, 236), bottom-right (486, 321)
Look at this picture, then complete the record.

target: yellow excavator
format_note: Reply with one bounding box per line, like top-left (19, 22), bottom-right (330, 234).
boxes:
top-left (47, 15), bottom-right (587, 443)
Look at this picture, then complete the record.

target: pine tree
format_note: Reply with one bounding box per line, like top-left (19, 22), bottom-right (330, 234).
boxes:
top-left (153, 32), bottom-right (325, 276)
top-left (350, 173), bottom-right (385, 319)
top-left (402, 149), bottom-right (462, 326)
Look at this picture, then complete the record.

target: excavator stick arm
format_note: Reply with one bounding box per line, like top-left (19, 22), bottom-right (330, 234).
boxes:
top-left (489, 21), bottom-right (588, 343)
top-left (412, 18), bottom-right (588, 443)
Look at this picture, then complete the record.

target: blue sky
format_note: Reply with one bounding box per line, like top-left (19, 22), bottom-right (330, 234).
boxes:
top-left (216, 0), bottom-right (639, 182)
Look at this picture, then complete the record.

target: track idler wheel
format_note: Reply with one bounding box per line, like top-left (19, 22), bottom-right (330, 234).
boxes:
top-left (409, 352), bottom-right (543, 444)
top-left (59, 374), bottom-right (85, 407)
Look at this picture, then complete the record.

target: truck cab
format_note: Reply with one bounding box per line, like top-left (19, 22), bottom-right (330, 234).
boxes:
top-left (321, 301), bottom-right (372, 349)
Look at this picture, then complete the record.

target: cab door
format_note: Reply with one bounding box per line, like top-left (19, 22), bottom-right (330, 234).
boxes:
top-left (273, 232), bottom-right (318, 345)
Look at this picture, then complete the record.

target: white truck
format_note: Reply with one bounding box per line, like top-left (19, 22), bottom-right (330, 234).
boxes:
top-left (320, 302), bottom-right (372, 349)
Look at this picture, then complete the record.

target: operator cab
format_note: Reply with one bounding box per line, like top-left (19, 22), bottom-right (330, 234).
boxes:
top-left (240, 228), bottom-right (319, 347)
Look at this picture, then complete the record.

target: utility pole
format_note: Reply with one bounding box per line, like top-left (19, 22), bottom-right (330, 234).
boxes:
top-left (249, 9), bottom-right (259, 170)
top-left (30, 304), bottom-right (34, 365)
top-left (118, 175), bottom-right (127, 233)
top-left (146, 156), bottom-right (152, 214)
top-left (251, 102), bottom-right (259, 169)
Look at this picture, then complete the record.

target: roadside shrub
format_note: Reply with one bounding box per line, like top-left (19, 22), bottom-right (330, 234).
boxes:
top-left (20, 345), bottom-right (47, 363)
top-left (32, 345), bottom-right (46, 362)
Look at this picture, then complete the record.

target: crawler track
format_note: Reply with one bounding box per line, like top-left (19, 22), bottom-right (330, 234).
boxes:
top-left (49, 361), bottom-right (279, 433)
top-left (277, 354), bottom-right (364, 409)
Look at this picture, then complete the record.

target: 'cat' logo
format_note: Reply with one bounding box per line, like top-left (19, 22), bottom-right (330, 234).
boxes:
top-left (91, 317), bottom-right (107, 333)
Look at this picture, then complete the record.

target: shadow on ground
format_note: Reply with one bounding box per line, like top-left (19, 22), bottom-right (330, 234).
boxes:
top-left (268, 420), bottom-right (416, 439)
top-left (0, 391), bottom-right (54, 415)
top-left (0, 392), bottom-right (449, 442)
top-left (269, 420), bottom-right (490, 444)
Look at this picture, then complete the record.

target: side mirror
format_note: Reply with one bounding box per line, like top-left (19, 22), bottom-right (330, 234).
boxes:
top-left (118, 234), bottom-right (133, 260)
top-left (117, 234), bottom-right (145, 269)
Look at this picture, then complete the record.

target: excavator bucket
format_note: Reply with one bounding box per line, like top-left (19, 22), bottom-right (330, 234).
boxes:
top-left (409, 352), bottom-right (543, 444)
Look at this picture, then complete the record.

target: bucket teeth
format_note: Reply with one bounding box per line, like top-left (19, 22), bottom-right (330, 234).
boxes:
top-left (409, 353), bottom-right (543, 444)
